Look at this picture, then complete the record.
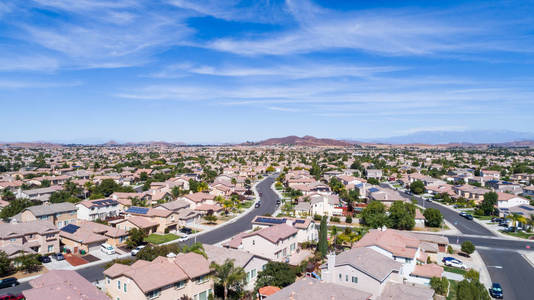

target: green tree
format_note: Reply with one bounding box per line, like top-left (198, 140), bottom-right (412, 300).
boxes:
top-left (211, 259), bottom-right (246, 300)
top-left (0, 198), bottom-right (39, 220)
top-left (204, 214), bottom-right (218, 224)
top-left (17, 254), bottom-right (41, 273)
top-left (506, 213), bottom-right (527, 228)
top-left (367, 178), bottom-right (380, 185)
top-left (457, 279), bottom-right (490, 300)
top-left (388, 201), bottom-right (415, 230)
top-left (430, 276), bottom-right (449, 296)
top-left (465, 269), bottom-right (480, 282)
top-left (126, 228), bottom-right (147, 249)
top-left (317, 216), bottom-right (328, 257)
top-left (0, 251), bottom-right (13, 276)
top-left (423, 208), bottom-right (443, 227)
top-left (255, 262), bottom-right (296, 290)
top-left (410, 180), bottom-right (425, 194)
top-left (40, 179), bottom-right (51, 187)
top-left (361, 201), bottom-right (388, 228)
top-left (479, 192), bottom-right (498, 216)
top-left (461, 241), bottom-right (476, 256)
top-left (1, 189), bottom-right (16, 201)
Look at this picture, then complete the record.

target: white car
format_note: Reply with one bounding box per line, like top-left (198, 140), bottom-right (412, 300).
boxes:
top-left (131, 245), bottom-right (145, 256)
top-left (100, 243), bottom-right (115, 255)
top-left (445, 259), bottom-right (466, 269)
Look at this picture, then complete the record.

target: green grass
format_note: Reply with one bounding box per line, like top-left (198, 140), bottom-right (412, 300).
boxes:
top-left (144, 233), bottom-right (180, 244)
top-left (501, 230), bottom-right (534, 239)
top-left (443, 266), bottom-right (467, 276)
top-left (473, 215), bottom-right (493, 220)
top-left (447, 280), bottom-right (459, 300)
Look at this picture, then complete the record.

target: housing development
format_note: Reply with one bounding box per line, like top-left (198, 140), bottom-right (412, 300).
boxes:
top-left (0, 140), bottom-right (532, 299)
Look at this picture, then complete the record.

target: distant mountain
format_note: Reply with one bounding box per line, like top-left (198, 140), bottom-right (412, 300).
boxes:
top-left (371, 130), bottom-right (534, 145)
top-left (247, 135), bottom-right (355, 146)
top-left (103, 141), bottom-right (186, 146)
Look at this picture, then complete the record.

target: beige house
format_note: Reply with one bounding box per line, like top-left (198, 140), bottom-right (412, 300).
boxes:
top-left (59, 221), bottom-right (128, 253)
top-left (104, 252), bottom-right (213, 300)
top-left (18, 202), bottom-right (77, 228)
top-left (0, 221), bottom-right (59, 258)
top-left (124, 206), bottom-right (179, 233)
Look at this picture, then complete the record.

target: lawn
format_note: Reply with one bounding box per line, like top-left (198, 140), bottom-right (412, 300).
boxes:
top-left (447, 280), bottom-right (459, 300)
top-left (443, 266), bottom-right (467, 276)
top-left (501, 230), bottom-right (534, 239)
top-left (144, 233), bottom-right (180, 244)
top-left (473, 215), bottom-right (493, 220)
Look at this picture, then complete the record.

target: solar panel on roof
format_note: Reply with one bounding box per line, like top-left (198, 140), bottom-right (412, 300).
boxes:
top-left (519, 205), bottom-right (534, 211)
top-left (61, 224), bottom-right (79, 234)
top-left (256, 217), bottom-right (286, 224)
top-left (127, 206), bottom-right (149, 214)
top-left (369, 188), bottom-right (379, 193)
top-left (294, 220), bottom-right (305, 223)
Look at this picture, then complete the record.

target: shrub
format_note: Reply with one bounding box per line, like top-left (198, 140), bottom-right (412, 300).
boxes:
top-left (345, 216), bottom-right (352, 223)
top-left (313, 214), bottom-right (322, 221)
top-left (465, 269), bottom-right (480, 282)
top-left (461, 241), bottom-right (475, 256)
top-left (447, 245), bottom-right (454, 254)
top-left (330, 216), bottom-right (340, 223)
top-left (430, 276), bottom-right (449, 296)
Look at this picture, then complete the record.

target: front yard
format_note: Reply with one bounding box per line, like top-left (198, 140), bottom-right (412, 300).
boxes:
top-left (144, 233), bottom-right (180, 244)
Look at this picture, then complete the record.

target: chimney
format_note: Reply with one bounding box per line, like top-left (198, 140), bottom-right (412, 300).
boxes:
top-left (322, 251), bottom-right (336, 282)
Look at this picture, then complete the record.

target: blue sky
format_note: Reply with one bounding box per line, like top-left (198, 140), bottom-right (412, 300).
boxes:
top-left (1, 0), bottom-right (533, 144)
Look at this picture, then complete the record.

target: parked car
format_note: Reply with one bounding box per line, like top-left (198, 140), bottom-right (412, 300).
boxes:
top-left (255, 201), bottom-right (261, 208)
top-left (131, 245), bottom-right (145, 256)
top-left (100, 243), bottom-right (115, 255)
top-left (38, 255), bottom-right (51, 263)
top-left (489, 283), bottom-right (503, 299)
top-left (459, 211), bottom-right (467, 217)
top-left (491, 217), bottom-right (502, 223)
top-left (464, 214), bottom-right (474, 220)
top-left (276, 200), bottom-right (281, 205)
top-left (180, 227), bottom-right (193, 235)
top-left (0, 278), bottom-right (19, 289)
top-left (0, 294), bottom-right (24, 300)
top-left (444, 259), bottom-right (466, 269)
top-left (442, 256), bottom-right (456, 263)
top-left (54, 253), bottom-right (65, 261)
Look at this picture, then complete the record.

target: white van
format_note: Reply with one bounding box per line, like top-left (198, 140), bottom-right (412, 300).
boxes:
top-left (100, 243), bottom-right (115, 255)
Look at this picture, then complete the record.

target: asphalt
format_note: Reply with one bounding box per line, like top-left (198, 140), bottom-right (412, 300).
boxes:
top-left (1, 175), bottom-right (280, 295)
top-left (400, 190), bottom-right (534, 300)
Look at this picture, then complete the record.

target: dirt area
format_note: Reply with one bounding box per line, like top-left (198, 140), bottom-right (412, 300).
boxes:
top-left (65, 254), bottom-right (89, 266)
top-left (82, 254), bottom-right (100, 263)
top-left (0, 267), bottom-right (48, 280)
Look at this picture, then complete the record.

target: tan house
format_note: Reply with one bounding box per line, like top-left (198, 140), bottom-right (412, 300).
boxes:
top-left (0, 221), bottom-right (59, 258)
top-left (23, 270), bottom-right (109, 300)
top-left (59, 221), bottom-right (128, 253)
top-left (104, 252), bottom-right (214, 300)
top-left (18, 202), bottom-right (77, 228)
top-left (124, 206), bottom-right (179, 233)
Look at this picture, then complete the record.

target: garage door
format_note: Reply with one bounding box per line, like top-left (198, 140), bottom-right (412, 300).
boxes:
top-left (88, 243), bottom-right (101, 252)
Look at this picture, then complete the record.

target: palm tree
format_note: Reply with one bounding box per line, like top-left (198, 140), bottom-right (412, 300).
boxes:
top-left (506, 213), bottom-right (527, 228)
top-left (181, 243), bottom-right (207, 258)
top-left (211, 259), bottom-right (246, 300)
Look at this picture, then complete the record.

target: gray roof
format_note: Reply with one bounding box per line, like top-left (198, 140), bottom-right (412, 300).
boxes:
top-left (23, 202), bottom-right (77, 217)
top-left (320, 248), bottom-right (402, 282)
top-left (203, 244), bottom-right (268, 268)
top-left (157, 199), bottom-right (190, 211)
top-left (378, 282), bottom-right (434, 300)
top-left (267, 278), bottom-right (371, 300)
top-left (0, 221), bottom-right (58, 239)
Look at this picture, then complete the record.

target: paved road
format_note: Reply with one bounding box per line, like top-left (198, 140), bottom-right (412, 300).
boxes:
top-left (397, 189), bottom-right (534, 300)
top-left (1, 175), bottom-right (280, 295)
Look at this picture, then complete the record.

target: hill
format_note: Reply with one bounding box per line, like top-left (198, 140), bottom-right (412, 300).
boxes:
top-left (248, 135), bottom-right (355, 146)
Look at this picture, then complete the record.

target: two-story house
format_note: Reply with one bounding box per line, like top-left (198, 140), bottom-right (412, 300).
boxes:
top-left (251, 216), bottom-right (318, 243)
top-left (76, 198), bottom-right (120, 221)
top-left (0, 221), bottom-right (59, 258)
top-left (121, 206), bottom-right (179, 233)
top-left (17, 202), bottom-right (77, 228)
top-left (104, 252), bottom-right (213, 300)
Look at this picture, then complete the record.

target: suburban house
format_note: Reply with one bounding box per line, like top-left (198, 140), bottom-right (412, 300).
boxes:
top-left (366, 169), bottom-right (383, 179)
top-left (294, 193), bottom-right (342, 217)
top-left (76, 198), bottom-right (120, 221)
top-left (453, 185), bottom-right (489, 202)
top-left (0, 220), bottom-right (59, 258)
top-left (123, 206), bottom-right (179, 233)
top-left (224, 223), bottom-right (298, 262)
top-left (16, 186), bottom-right (63, 202)
top-left (104, 252), bottom-right (214, 300)
top-left (251, 215), bottom-right (318, 243)
top-left (59, 221), bottom-right (128, 253)
top-left (353, 228), bottom-right (445, 284)
top-left (367, 187), bottom-right (410, 207)
top-left (22, 270), bottom-right (109, 300)
top-left (320, 247), bottom-right (403, 297)
top-left (204, 244), bottom-right (269, 291)
top-left (378, 282), bottom-right (434, 300)
top-left (17, 202), bottom-right (77, 228)
top-left (112, 216), bottom-right (159, 234)
top-left (178, 192), bottom-right (224, 213)
top-left (266, 277), bottom-right (372, 300)
top-left (496, 192), bottom-right (530, 209)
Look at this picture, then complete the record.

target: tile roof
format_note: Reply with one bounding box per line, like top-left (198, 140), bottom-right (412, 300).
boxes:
top-left (266, 278), bottom-right (372, 300)
top-left (243, 223), bottom-right (297, 244)
top-left (411, 263), bottom-right (443, 278)
top-left (0, 220), bottom-right (58, 239)
top-left (24, 270), bottom-right (109, 300)
top-left (354, 229), bottom-right (419, 258)
top-left (23, 202), bottom-right (77, 217)
top-left (378, 282), bottom-right (434, 300)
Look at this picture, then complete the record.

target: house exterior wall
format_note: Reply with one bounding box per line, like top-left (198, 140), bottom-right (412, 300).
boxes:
top-left (0, 232), bottom-right (59, 256)
top-left (243, 257), bottom-right (269, 291)
top-left (76, 204), bottom-right (119, 221)
top-left (241, 234), bottom-right (297, 262)
top-left (497, 198), bottom-right (529, 209)
top-left (324, 264), bottom-right (390, 298)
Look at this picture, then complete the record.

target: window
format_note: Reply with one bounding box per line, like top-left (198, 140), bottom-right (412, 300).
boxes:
top-left (9, 238), bottom-right (16, 242)
top-left (106, 277), bottom-right (110, 284)
top-left (117, 280), bottom-right (121, 290)
top-left (48, 245), bottom-right (54, 252)
top-left (345, 275), bottom-right (348, 282)
top-left (252, 240), bottom-right (255, 245)
top-left (146, 289), bottom-right (161, 299)
top-left (352, 276), bottom-right (358, 284)
top-left (175, 280), bottom-right (185, 289)
top-left (123, 283), bottom-right (127, 292)
top-left (57, 221), bottom-right (62, 227)
top-left (251, 269), bottom-right (257, 278)
top-left (290, 243), bottom-right (295, 252)
top-left (195, 275), bottom-right (208, 284)
top-left (338, 274), bottom-right (342, 281)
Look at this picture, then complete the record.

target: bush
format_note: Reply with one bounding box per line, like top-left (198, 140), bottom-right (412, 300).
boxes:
top-left (330, 216), bottom-right (340, 223)
top-left (447, 245), bottom-right (454, 254)
top-left (430, 276), bottom-right (449, 296)
top-left (465, 269), bottom-right (480, 282)
top-left (457, 279), bottom-right (490, 300)
top-left (423, 208), bottom-right (443, 227)
top-left (313, 214), bottom-right (322, 221)
top-left (461, 241), bottom-right (476, 256)
top-left (345, 216), bottom-right (352, 223)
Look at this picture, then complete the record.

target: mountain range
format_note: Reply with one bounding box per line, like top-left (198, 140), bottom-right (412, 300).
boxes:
top-left (244, 135), bottom-right (354, 146)
top-left (367, 130), bottom-right (534, 145)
